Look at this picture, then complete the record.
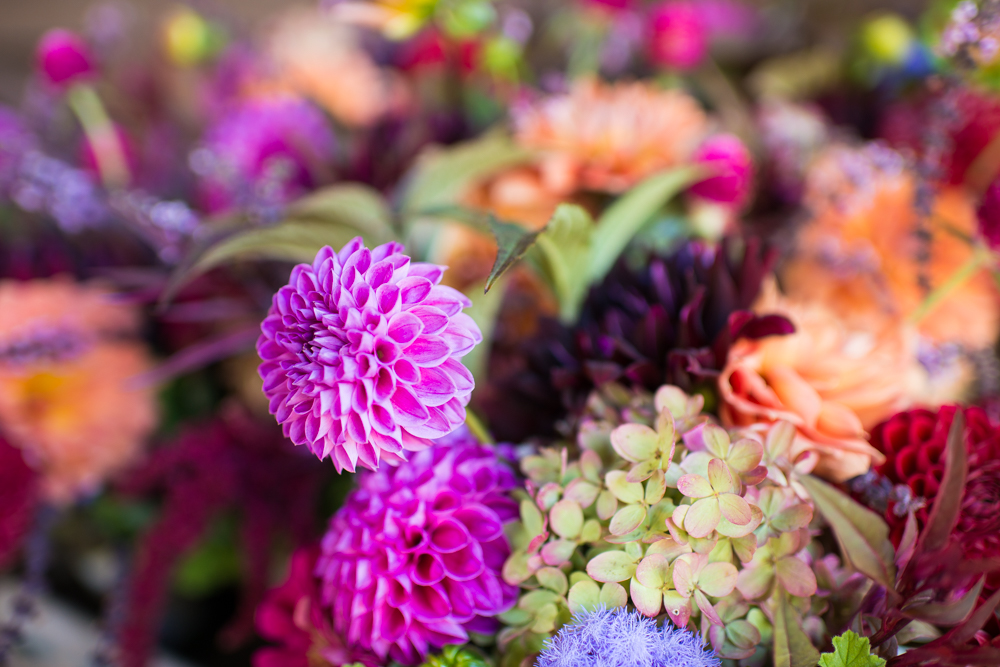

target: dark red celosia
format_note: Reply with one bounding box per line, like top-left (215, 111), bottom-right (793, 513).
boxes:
top-left (0, 437), bottom-right (37, 568)
top-left (870, 406), bottom-right (1000, 563)
top-left (115, 407), bottom-right (326, 667)
top-left (977, 179), bottom-right (1000, 251)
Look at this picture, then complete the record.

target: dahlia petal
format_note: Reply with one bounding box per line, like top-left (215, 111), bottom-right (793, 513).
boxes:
top-left (439, 358), bottom-right (474, 394)
top-left (413, 366), bottom-right (457, 407)
top-left (399, 276), bottom-right (433, 305)
top-left (405, 337), bottom-right (451, 367)
top-left (411, 584), bottom-right (451, 621)
top-left (393, 358), bottom-right (420, 384)
top-left (376, 283), bottom-right (401, 314)
top-left (374, 368), bottom-right (395, 402)
top-left (407, 263), bottom-right (445, 284)
top-left (407, 306), bottom-right (449, 336)
top-left (388, 311), bottom-right (423, 345)
top-left (357, 440), bottom-right (380, 471)
top-left (338, 238), bottom-right (365, 264)
top-left (423, 285), bottom-right (470, 316)
top-left (454, 506), bottom-right (503, 542)
top-left (430, 518), bottom-right (471, 553)
top-left (372, 241), bottom-right (406, 262)
top-left (440, 543), bottom-right (485, 581)
top-left (413, 551), bottom-right (446, 586)
top-left (367, 260), bottom-right (395, 289)
top-left (391, 386), bottom-right (431, 426)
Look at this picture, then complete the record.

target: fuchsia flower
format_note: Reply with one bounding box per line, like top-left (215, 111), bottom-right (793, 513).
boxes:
top-left (36, 29), bottom-right (96, 87)
top-left (647, 2), bottom-right (708, 71)
top-left (689, 134), bottom-right (754, 207)
top-left (257, 238), bottom-right (482, 473)
top-left (316, 430), bottom-right (518, 665)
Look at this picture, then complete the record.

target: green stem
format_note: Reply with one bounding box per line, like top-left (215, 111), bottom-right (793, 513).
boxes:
top-left (66, 84), bottom-right (130, 189)
top-left (908, 248), bottom-right (991, 324)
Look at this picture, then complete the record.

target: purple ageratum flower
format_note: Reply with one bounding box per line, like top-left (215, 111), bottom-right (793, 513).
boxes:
top-left (689, 134), bottom-right (754, 207)
top-left (536, 607), bottom-right (721, 667)
top-left (257, 238), bottom-right (482, 473)
top-left (192, 97), bottom-right (336, 214)
top-left (36, 29), bottom-right (96, 87)
top-left (316, 430), bottom-right (519, 665)
top-left (0, 106), bottom-right (36, 197)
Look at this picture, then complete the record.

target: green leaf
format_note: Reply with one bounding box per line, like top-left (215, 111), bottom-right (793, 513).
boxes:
top-left (772, 590), bottom-right (821, 667)
top-left (586, 550), bottom-right (638, 583)
top-left (818, 631), bottom-right (886, 667)
top-left (797, 475), bottom-right (896, 590)
top-left (401, 132), bottom-right (534, 216)
top-left (919, 411), bottom-right (967, 552)
top-left (485, 216), bottom-right (542, 293)
top-left (533, 204), bottom-right (594, 322)
top-left (162, 184), bottom-right (394, 305)
top-left (587, 166), bottom-right (703, 286)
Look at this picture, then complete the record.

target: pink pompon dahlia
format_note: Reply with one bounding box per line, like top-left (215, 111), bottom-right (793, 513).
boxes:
top-left (257, 238), bottom-right (482, 473)
top-left (316, 430), bottom-right (518, 665)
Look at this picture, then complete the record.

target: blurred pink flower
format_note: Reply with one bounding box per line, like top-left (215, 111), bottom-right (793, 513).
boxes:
top-left (689, 134), bottom-right (754, 207)
top-left (36, 29), bottom-right (96, 87)
top-left (316, 430), bottom-right (518, 665)
top-left (647, 2), bottom-right (708, 70)
top-left (0, 436), bottom-right (37, 567)
top-left (257, 238), bottom-right (481, 474)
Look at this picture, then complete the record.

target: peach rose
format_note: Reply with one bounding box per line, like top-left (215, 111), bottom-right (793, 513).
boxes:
top-left (719, 282), bottom-right (922, 482)
top-left (513, 78), bottom-right (710, 193)
top-left (0, 279), bottom-right (157, 503)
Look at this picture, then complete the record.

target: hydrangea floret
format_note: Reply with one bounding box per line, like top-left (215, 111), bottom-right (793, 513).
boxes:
top-left (501, 383), bottom-right (824, 663)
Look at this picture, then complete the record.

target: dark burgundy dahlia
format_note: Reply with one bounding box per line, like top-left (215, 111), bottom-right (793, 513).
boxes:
top-left (869, 405), bottom-right (1000, 562)
top-left (478, 236), bottom-right (788, 442)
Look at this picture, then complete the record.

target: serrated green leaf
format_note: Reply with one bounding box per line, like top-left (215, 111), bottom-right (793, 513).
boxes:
top-left (797, 474), bottom-right (896, 590)
top-left (773, 590), bottom-right (821, 667)
top-left (587, 166), bottom-right (703, 286)
top-left (485, 216), bottom-right (542, 293)
top-left (818, 631), bottom-right (886, 667)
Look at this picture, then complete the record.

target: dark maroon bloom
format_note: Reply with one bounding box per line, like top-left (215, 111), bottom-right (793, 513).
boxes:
top-left (978, 179), bottom-right (1000, 251)
top-left (36, 29), bottom-right (96, 87)
top-left (0, 437), bottom-right (37, 568)
top-left (479, 237), bottom-right (787, 442)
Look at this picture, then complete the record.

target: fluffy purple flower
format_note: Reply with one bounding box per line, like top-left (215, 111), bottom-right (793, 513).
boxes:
top-left (192, 97), bottom-right (335, 214)
top-left (536, 607), bottom-right (720, 667)
top-left (0, 106), bottom-right (36, 197)
top-left (257, 238), bottom-right (482, 473)
top-left (36, 29), bottom-right (96, 87)
top-left (316, 430), bottom-right (518, 665)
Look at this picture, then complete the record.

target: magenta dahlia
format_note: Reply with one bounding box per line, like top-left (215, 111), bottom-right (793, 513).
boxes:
top-left (316, 429), bottom-right (518, 665)
top-left (257, 238), bottom-right (482, 473)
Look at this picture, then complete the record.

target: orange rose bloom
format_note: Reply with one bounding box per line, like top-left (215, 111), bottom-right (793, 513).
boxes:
top-left (0, 279), bottom-right (157, 503)
top-left (719, 282), bottom-right (924, 482)
top-left (514, 78), bottom-right (709, 193)
top-left (786, 143), bottom-right (1000, 350)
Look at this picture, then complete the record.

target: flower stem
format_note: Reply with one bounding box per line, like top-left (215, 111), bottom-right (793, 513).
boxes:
top-left (67, 83), bottom-right (130, 189)
top-left (907, 248), bottom-right (992, 325)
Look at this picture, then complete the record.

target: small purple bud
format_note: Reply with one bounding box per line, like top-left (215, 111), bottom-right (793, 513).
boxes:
top-left (689, 134), bottom-right (754, 207)
top-left (36, 29), bottom-right (96, 87)
top-left (647, 1), bottom-right (708, 71)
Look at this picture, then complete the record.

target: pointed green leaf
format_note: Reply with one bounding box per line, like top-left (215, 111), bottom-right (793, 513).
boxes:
top-left (533, 203), bottom-right (594, 322)
top-left (484, 215), bottom-right (542, 293)
top-left (919, 411), bottom-right (967, 552)
top-left (587, 165), bottom-right (704, 285)
top-left (797, 474), bottom-right (896, 590)
top-left (818, 630), bottom-right (886, 667)
top-left (773, 590), bottom-right (821, 667)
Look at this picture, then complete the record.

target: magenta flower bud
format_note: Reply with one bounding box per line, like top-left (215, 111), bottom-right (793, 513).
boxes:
top-left (257, 238), bottom-right (482, 474)
top-left (36, 29), bottom-right (96, 87)
top-left (647, 1), bottom-right (708, 71)
top-left (689, 134), bottom-right (754, 207)
top-left (978, 179), bottom-right (1000, 252)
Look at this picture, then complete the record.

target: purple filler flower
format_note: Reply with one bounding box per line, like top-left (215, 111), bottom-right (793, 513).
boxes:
top-left (316, 430), bottom-right (518, 665)
top-left (257, 238), bottom-right (482, 473)
top-left (536, 607), bottom-right (721, 667)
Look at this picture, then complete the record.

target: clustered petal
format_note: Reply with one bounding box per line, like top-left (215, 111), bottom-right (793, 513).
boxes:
top-left (316, 430), bottom-right (518, 665)
top-left (536, 606), bottom-right (721, 667)
top-left (258, 239), bottom-right (482, 473)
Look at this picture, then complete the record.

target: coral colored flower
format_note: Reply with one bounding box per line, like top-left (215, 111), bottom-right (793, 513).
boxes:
top-left (719, 282), bottom-right (914, 482)
top-left (266, 9), bottom-right (409, 128)
top-left (0, 279), bottom-right (156, 503)
top-left (316, 430), bottom-right (518, 665)
top-left (536, 606), bottom-right (720, 667)
top-left (0, 436), bottom-right (37, 567)
top-left (36, 29), bottom-right (96, 87)
top-left (787, 143), bottom-right (1000, 350)
top-left (194, 96), bottom-right (335, 214)
top-left (513, 78), bottom-right (709, 193)
top-left (257, 238), bottom-right (482, 473)
top-left (255, 547), bottom-right (381, 667)
top-left (647, 2), bottom-right (709, 71)
top-left (689, 134), bottom-right (754, 207)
